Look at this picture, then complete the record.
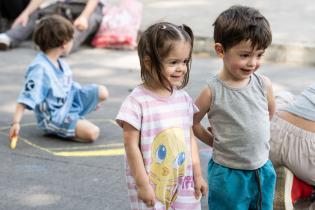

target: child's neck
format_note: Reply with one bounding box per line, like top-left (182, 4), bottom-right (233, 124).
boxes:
top-left (143, 84), bottom-right (172, 97)
top-left (219, 69), bottom-right (251, 88)
top-left (45, 49), bottom-right (63, 68)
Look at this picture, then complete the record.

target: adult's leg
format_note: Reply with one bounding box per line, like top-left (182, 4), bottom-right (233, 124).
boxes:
top-left (271, 115), bottom-right (315, 186)
top-left (5, 8), bottom-right (40, 47)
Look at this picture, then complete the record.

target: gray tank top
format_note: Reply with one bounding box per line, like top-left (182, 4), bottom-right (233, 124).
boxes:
top-left (207, 73), bottom-right (270, 170)
top-left (283, 83), bottom-right (315, 121)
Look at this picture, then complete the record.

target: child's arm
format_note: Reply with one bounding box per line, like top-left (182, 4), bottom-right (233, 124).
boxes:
top-left (190, 128), bottom-right (208, 199)
top-left (193, 86), bottom-right (213, 146)
top-left (262, 76), bottom-right (275, 120)
top-left (123, 122), bottom-right (155, 207)
top-left (9, 103), bottom-right (26, 139)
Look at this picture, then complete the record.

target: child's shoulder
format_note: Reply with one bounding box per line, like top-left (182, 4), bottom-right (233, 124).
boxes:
top-left (129, 85), bottom-right (144, 96)
top-left (174, 89), bottom-right (195, 104)
top-left (252, 72), bottom-right (272, 89)
top-left (124, 85), bottom-right (147, 102)
top-left (176, 88), bottom-right (190, 98)
top-left (28, 53), bottom-right (50, 71)
top-left (25, 62), bottom-right (46, 77)
top-left (207, 73), bottom-right (219, 83)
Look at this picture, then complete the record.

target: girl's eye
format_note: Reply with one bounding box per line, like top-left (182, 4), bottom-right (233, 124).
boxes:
top-left (156, 144), bottom-right (167, 163)
top-left (169, 61), bottom-right (177, 65)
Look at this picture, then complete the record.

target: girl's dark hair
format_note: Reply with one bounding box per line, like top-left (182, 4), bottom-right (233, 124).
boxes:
top-left (138, 22), bottom-right (194, 92)
top-left (33, 14), bottom-right (74, 52)
top-left (213, 5), bottom-right (272, 51)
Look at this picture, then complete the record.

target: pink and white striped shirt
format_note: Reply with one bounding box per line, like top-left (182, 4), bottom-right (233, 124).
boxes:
top-left (116, 85), bottom-right (201, 210)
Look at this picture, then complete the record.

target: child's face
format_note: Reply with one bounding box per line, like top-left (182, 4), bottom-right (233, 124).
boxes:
top-left (161, 40), bottom-right (191, 89)
top-left (62, 39), bottom-right (73, 56)
top-left (222, 40), bottom-right (265, 81)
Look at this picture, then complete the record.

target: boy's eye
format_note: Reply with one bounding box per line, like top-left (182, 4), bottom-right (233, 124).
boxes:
top-left (257, 53), bottom-right (264, 58)
top-left (240, 54), bottom-right (249, 58)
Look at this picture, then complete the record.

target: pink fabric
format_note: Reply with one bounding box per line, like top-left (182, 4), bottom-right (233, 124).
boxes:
top-left (91, 0), bottom-right (142, 49)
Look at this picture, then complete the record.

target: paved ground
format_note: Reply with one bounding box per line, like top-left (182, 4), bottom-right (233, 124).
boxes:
top-left (1, 0), bottom-right (315, 209)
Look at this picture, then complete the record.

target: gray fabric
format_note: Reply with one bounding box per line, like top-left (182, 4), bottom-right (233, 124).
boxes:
top-left (6, 2), bottom-right (103, 52)
top-left (283, 83), bottom-right (315, 121)
top-left (207, 73), bottom-right (270, 170)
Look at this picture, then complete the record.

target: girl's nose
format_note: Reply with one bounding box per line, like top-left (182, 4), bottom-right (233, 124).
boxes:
top-left (177, 62), bottom-right (186, 71)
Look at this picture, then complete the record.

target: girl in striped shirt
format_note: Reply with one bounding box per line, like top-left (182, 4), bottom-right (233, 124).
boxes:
top-left (116, 22), bottom-right (207, 210)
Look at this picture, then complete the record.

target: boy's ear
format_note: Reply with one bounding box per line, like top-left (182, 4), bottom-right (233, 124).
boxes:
top-left (214, 43), bottom-right (224, 58)
top-left (60, 42), bottom-right (67, 50)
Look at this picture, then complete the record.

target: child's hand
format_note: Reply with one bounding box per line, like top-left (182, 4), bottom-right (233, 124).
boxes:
top-left (9, 123), bottom-right (20, 149)
top-left (9, 123), bottom-right (20, 140)
top-left (137, 183), bottom-right (156, 207)
top-left (194, 175), bottom-right (208, 200)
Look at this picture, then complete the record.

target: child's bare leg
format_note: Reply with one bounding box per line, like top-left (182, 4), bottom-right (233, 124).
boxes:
top-left (94, 85), bottom-right (108, 111)
top-left (74, 119), bottom-right (100, 142)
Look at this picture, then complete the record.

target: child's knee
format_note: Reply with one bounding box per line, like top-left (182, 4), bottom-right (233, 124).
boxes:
top-left (98, 85), bottom-right (109, 101)
top-left (88, 126), bottom-right (100, 142)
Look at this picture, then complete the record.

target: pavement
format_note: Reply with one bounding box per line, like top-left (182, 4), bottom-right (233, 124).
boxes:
top-left (1, 0), bottom-right (315, 210)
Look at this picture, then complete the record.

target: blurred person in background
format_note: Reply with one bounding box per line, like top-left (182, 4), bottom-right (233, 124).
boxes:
top-left (0, 0), bottom-right (105, 53)
top-left (271, 86), bottom-right (315, 210)
top-left (0, 0), bottom-right (30, 32)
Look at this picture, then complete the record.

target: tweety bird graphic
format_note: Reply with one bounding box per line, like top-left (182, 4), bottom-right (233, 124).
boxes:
top-left (149, 128), bottom-right (187, 209)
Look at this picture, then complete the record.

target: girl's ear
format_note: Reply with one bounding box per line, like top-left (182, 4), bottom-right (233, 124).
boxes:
top-left (214, 43), bottom-right (224, 58)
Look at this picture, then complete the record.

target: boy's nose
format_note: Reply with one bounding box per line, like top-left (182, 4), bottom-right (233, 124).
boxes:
top-left (247, 58), bottom-right (257, 68)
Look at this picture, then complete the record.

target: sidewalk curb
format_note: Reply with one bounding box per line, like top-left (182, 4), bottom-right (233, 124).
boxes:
top-left (194, 37), bottom-right (315, 66)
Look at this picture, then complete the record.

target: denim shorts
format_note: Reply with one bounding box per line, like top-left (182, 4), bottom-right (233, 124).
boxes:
top-left (207, 159), bottom-right (276, 210)
top-left (44, 84), bottom-right (99, 138)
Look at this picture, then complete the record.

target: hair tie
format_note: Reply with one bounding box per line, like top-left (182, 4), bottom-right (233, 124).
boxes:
top-left (160, 25), bottom-right (167, 30)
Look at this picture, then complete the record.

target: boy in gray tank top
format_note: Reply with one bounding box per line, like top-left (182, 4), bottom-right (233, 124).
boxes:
top-left (193, 5), bottom-right (276, 210)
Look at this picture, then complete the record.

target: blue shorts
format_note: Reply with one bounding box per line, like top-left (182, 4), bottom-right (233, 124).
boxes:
top-left (44, 84), bottom-right (99, 138)
top-left (207, 159), bottom-right (276, 210)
